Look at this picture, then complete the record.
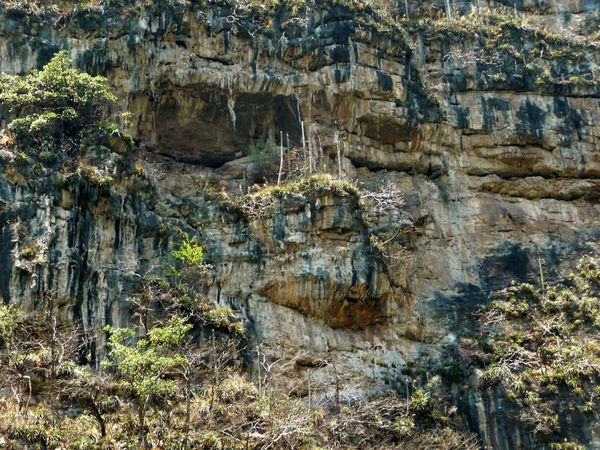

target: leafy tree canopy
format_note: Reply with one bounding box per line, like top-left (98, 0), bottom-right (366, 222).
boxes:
top-left (103, 316), bottom-right (192, 399)
top-left (0, 50), bottom-right (116, 151)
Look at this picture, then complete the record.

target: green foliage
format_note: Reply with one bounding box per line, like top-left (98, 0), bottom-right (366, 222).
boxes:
top-left (549, 442), bottom-right (586, 450)
top-left (38, 150), bottom-right (58, 165)
top-left (172, 234), bottom-right (208, 270)
top-left (13, 151), bottom-right (31, 166)
top-left (133, 232), bottom-right (244, 340)
top-left (0, 304), bottom-right (20, 348)
top-left (6, 404), bottom-right (63, 448)
top-left (0, 304), bottom-right (81, 382)
top-left (275, 173), bottom-right (361, 198)
top-left (236, 173), bottom-right (362, 218)
top-left (104, 316), bottom-right (191, 400)
top-left (199, 305), bottom-right (244, 335)
top-left (75, 162), bottom-right (113, 186)
top-left (480, 255), bottom-right (600, 435)
top-left (166, 233), bottom-right (213, 297)
top-left (0, 302), bottom-right (476, 448)
top-left (0, 51), bottom-right (116, 151)
top-left (410, 388), bottom-right (433, 413)
top-left (200, 305), bottom-right (234, 328)
top-left (222, 173), bottom-right (366, 226)
top-left (369, 234), bottom-right (386, 254)
top-left (18, 243), bottom-right (38, 259)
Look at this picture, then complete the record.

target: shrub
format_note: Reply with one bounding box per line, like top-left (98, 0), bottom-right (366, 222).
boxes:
top-left (168, 233), bottom-right (213, 289)
top-left (479, 255), bottom-right (600, 435)
top-left (0, 51), bottom-right (116, 152)
top-left (0, 305), bottom-right (20, 348)
top-left (410, 389), bottom-right (433, 414)
top-left (200, 305), bottom-right (244, 334)
top-left (172, 234), bottom-right (208, 270)
top-left (18, 244), bottom-right (38, 259)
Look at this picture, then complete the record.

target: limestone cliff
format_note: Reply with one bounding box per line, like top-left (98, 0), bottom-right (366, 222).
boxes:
top-left (0, 1), bottom-right (599, 448)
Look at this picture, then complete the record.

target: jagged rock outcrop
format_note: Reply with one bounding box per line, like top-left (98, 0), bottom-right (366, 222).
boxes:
top-left (1, 2), bottom-right (599, 448)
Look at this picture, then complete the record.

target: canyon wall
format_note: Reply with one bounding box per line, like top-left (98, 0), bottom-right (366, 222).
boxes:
top-left (0, 1), bottom-right (599, 447)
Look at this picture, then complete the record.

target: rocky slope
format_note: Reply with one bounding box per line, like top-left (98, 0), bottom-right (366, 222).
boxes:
top-left (0, 1), bottom-right (599, 448)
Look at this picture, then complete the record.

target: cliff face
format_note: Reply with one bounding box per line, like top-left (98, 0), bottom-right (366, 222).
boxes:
top-left (1, 2), bottom-right (599, 448)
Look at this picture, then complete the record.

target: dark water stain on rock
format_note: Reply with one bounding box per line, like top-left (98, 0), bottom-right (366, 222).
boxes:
top-left (454, 105), bottom-right (470, 129)
top-left (331, 45), bottom-right (350, 63)
top-left (553, 97), bottom-right (584, 142)
top-left (429, 283), bottom-right (487, 331)
top-left (481, 97), bottom-right (510, 130)
top-left (335, 65), bottom-right (351, 83)
top-left (0, 225), bottom-right (13, 304)
top-left (376, 70), bottom-right (393, 92)
top-left (271, 212), bottom-right (287, 244)
top-left (479, 241), bottom-right (532, 291)
top-left (516, 100), bottom-right (546, 141)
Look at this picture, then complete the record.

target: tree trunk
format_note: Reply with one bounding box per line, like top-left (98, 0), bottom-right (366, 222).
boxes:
top-left (307, 123), bottom-right (313, 174)
top-left (444, 0), bottom-right (452, 21)
top-left (301, 121), bottom-right (307, 175)
top-left (404, 0), bottom-right (409, 19)
top-left (286, 133), bottom-right (291, 177)
top-left (88, 401), bottom-right (107, 437)
top-left (138, 397), bottom-right (148, 448)
top-left (316, 129), bottom-right (323, 172)
top-left (333, 362), bottom-right (340, 415)
top-left (99, 415), bottom-right (107, 438)
top-left (50, 317), bottom-right (57, 378)
top-left (277, 131), bottom-right (284, 185)
top-left (336, 140), bottom-right (342, 178)
top-left (184, 376), bottom-right (191, 448)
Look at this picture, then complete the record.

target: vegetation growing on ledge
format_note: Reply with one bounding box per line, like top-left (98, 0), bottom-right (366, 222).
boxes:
top-left (0, 51), bottom-right (119, 153)
top-left (246, 173), bottom-right (361, 203)
top-left (4, 0), bottom-right (598, 49)
top-left (479, 255), bottom-right (600, 437)
top-left (209, 174), bottom-right (362, 219)
top-left (209, 173), bottom-right (408, 262)
top-left (0, 51), bottom-right (151, 202)
top-left (0, 0), bottom-right (401, 21)
top-left (2, 1), bottom-right (597, 113)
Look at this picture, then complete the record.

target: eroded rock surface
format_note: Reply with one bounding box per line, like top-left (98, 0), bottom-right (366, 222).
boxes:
top-left (1, 2), bottom-right (599, 448)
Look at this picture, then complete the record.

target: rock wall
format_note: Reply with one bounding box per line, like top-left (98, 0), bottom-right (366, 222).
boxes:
top-left (1, 2), bottom-right (599, 448)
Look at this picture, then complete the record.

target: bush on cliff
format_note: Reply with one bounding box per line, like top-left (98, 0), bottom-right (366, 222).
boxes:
top-left (0, 51), bottom-right (117, 152)
top-left (479, 255), bottom-right (600, 437)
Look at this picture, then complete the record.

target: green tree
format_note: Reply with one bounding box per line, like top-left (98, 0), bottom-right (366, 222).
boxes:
top-left (0, 50), bottom-right (117, 151)
top-left (103, 316), bottom-right (192, 448)
top-left (168, 233), bottom-right (213, 295)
